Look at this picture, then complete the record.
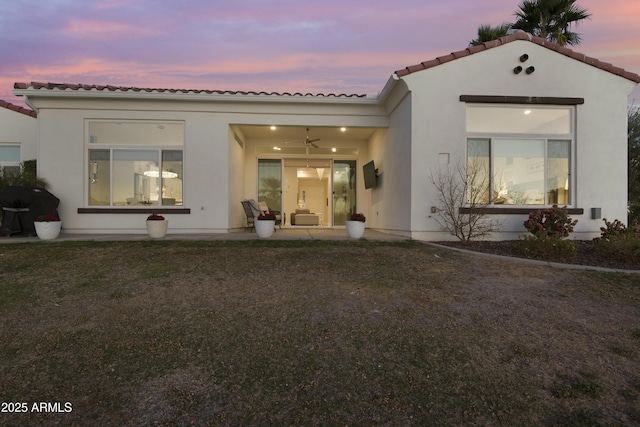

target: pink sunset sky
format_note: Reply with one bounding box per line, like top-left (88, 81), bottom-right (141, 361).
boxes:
top-left (2, 0), bottom-right (639, 107)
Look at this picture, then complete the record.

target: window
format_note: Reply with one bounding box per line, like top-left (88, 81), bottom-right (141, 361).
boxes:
top-left (86, 121), bottom-right (184, 207)
top-left (466, 106), bottom-right (572, 206)
top-left (0, 144), bottom-right (20, 177)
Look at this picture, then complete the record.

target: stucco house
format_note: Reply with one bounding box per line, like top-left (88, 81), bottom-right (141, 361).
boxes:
top-left (12, 31), bottom-right (640, 240)
top-left (0, 100), bottom-right (37, 175)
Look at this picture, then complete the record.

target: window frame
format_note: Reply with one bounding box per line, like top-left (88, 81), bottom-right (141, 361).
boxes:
top-left (465, 104), bottom-right (575, 208)
top-left (0, 142), bottom-right (22, 167)
top-left (84, 119), bottom-right (185, 209)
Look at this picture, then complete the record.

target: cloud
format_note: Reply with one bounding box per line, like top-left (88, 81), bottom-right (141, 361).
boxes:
top-left (93, 0), bottom-right (137, 9)
top-left (64, 19), bottom-right (161, 39)
top-left (2, 0), bottom-right (639, 108)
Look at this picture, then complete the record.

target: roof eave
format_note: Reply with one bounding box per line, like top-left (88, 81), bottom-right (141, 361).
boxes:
top-left (13, 84), bottom-right (381, 105)
top-left (394, 31), bottom-right (640, 84)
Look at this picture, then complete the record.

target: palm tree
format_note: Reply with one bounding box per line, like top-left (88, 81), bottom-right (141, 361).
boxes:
top-left (512, 0), bottom-right (591, 46)
top-left (469, 23), bottom-right (512, 46)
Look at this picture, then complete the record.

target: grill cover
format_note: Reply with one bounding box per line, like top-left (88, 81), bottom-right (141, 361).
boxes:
top-left (0, 186), bottom-right (60, 236)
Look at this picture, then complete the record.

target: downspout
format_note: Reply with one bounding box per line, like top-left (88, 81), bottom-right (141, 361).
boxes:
top-left (22, 95), bottom-right (38, 115)
top-left (20, 94), bottom-right (41, 176)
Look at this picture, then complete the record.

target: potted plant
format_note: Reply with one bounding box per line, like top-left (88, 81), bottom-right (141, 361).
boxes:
top-left (255, 212), bottom-right (276, 238)
top-left (146, 213), bottom-right (168, 238)
top-left (34, 214), bottom-right (62, 240)
top-left (345, 212), bottom-right (366, 238)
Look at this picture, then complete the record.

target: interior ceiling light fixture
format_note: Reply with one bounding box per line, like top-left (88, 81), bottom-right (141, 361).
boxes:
top-left (144, 170), bottom-right (178, 179)
top-left (524, 109), bottom-right (532, 115)
top-left (270, 125), bottom-right (277, 130)
top-left (340, 127), bottom-right (347, 132)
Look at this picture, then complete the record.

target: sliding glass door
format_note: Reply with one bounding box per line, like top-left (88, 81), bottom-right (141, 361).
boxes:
top-left (257, 159), bottom-right (282, 212)
top-left (259, 158), bottom-right (357, 226)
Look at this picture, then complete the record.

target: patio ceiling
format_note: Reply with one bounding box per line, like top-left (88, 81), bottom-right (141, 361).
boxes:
top-left (236, 125), bottom-right (378, 143)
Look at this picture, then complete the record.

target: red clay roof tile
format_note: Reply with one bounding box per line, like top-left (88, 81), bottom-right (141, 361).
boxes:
top-left (452, 50), bottom-right (471, 60)
top-left (0, 99), bottom-right (37, 117)
top-left (395, 30), bottom-right (640, 84)
top-left (12, 81), bottom-right (368, 99)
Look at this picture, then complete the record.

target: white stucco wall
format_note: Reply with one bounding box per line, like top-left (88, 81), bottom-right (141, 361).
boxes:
top-left (34, 105), bottom-right (236, 234)
top-left (24, 95), bottom-right (387, 234)
top-left (369, 87), bottom-right (413, 236)
top-left (401, 40), bottom-right (638, 240)
top-left (0, 106), bottom-right (37, 162)
top-left (229, 125), bottom-right (247, 229)
top-left (14, 38), bottom-right (637, 239)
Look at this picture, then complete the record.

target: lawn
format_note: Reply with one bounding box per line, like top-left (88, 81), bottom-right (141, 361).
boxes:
top-left (1, 240), bottom-right (640, 426)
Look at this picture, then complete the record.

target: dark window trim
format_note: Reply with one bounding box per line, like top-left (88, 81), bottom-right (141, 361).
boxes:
top-left (78, 208), bottom-right (191, 214)
top-left (460, 95), bottom-right (584, 105)
top-left (459, 207), bottom-right (584, 215)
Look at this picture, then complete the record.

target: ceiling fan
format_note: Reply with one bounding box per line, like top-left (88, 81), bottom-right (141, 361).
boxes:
top-left (302, 127), bottom-right (320, 148)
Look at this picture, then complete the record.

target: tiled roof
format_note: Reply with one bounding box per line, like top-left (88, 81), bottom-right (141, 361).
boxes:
top-left (396, 30), bottom-right (640, 84)
top-left (12, 82), bottom-right (367, 98)
top-left (0, 99), bottom-right (37, 118)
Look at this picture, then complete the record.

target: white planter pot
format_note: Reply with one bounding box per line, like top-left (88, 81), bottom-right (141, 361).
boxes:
top-left (34, 221), bottom-right (62, 240)
top-left (255, 220), bottom-right (275, 238)
top-left (146, 220), bottom-right (168, 238)
top-left (345, 220), bottom-right (365, 238)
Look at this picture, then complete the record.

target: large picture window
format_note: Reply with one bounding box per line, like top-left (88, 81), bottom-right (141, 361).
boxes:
top-left (86, 121), bottom-right (184, 207)
top-left (466, 105), bottom-right (572, 206)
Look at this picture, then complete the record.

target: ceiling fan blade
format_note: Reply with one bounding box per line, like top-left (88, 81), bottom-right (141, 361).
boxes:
top-left (303, 128), bottom-right (320, 147)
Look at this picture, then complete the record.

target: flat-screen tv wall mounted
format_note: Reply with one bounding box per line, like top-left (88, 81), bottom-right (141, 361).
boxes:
top-left (363, 160), bottom-right (378, 189)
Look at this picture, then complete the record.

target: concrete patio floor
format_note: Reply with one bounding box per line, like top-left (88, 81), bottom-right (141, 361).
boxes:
top-left (0, 227), bottom-right (410, 243)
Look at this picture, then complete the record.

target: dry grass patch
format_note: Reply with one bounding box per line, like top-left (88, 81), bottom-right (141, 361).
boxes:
top-left (1, 240), bottom-right (640, 426)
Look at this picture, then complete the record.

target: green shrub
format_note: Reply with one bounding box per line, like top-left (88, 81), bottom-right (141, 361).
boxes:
top-left (0, 160), bottom-right (48, 193)
top-left (517, 236), bottom-right (577, 261)
top-left (594, 218), bottom-right (640, 259)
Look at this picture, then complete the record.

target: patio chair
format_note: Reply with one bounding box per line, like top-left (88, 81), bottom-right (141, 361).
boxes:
top-left (240, 200), bottom-right (258, 231)
top-left (241, 199), bottom-right (283, 232)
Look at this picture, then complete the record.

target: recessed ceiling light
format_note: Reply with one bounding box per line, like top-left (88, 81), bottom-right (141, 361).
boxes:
top-left (332, 148), bottom-right (337, 152)
top-left (270, 125), bottom-right (277, 130)
top-left (524, 109), bottom-right (532, 115)
top-left (340, 127), bottom-right (347, 132)
top-left (273, 146), bottom-right (281, 151)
